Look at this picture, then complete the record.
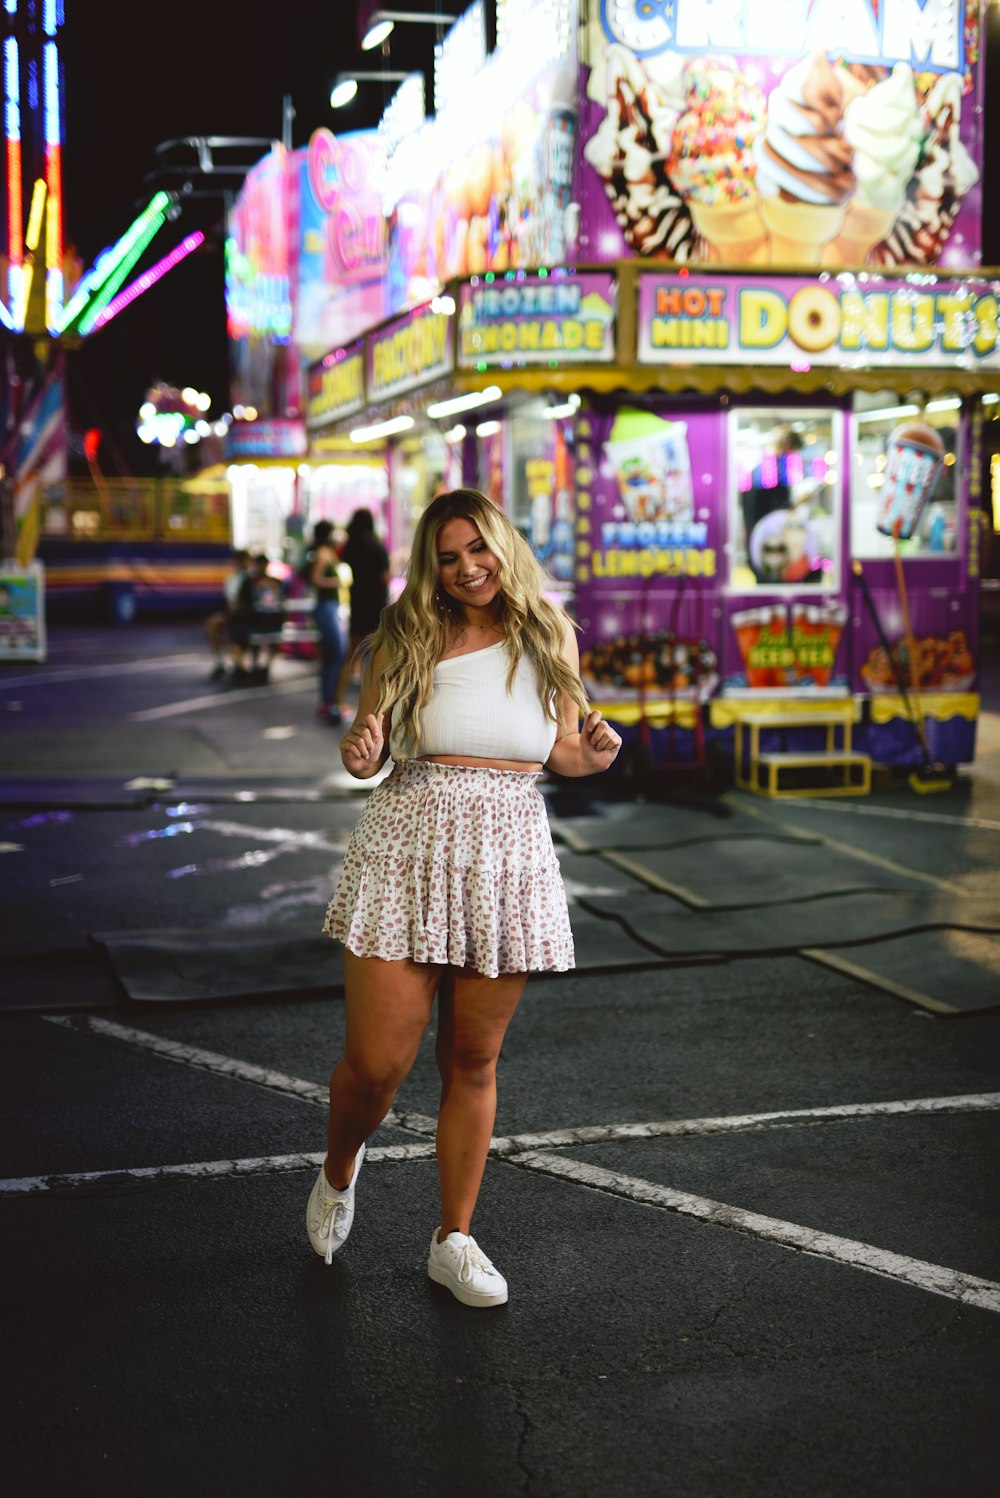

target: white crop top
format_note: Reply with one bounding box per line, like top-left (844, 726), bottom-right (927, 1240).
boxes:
top-left (389, 642), bottom-right (559, 763)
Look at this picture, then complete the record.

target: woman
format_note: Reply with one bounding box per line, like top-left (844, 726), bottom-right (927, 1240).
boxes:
top-left (332, 508), bottom-right (390, 717)
top-left (308, 520), bottom-right (345, 723)
top-left (308, 489), bottom-right (621, 1308)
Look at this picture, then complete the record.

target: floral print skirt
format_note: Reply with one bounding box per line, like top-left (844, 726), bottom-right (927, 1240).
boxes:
top-left (323, 759), bottom-right (574, 978)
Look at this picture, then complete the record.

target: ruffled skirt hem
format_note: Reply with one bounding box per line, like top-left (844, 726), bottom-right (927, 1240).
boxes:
top-left (322, 761), bottom-right (574, 979)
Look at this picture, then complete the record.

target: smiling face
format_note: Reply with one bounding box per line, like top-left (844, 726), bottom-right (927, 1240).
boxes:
top-left (435, 515), bottom-right (502, 617)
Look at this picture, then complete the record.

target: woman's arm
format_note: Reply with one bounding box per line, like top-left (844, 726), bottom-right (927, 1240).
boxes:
top-left (544, 616), bottom-right (622, 778)
top-left (339, 644), bottom-right (392, 779)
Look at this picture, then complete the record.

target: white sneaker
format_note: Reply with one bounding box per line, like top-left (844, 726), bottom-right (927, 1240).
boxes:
top-left (306, 1145), bottom-right (365, 1264)
top-left (427, 1229), bottom-right (508, 1308)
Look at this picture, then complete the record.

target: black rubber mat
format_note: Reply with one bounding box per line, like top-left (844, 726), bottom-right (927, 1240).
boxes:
top-left (804, 928), bottom-right (1000, 1015)
top-left (92, 928), bottom-right (342, 1004)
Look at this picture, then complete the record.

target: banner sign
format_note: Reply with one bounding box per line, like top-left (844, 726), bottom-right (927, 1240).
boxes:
top-left (305, 348), bottom-right (366, 429)
top-left (297, 129), bottom-right (388, 358)
top-left (579, 1), bottom-right (984, 272)
top-left (0, 563), bottom-right (46, 661)
top-left (457, 272), bottom-right (617, 366)
top-left (224, 419), bottom-right (307, 459)
top-left (367, 306), bottom-right (455, 404)
top-left (636, 272), bottom-right (1000, 369)
top-left (385, 0), bottom-right (578, 308)
top-left (574, 404), bottom-right (722, 587)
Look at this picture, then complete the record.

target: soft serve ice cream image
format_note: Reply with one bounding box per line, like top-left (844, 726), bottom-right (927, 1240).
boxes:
top-left (826, 64), bottom-right (923, 265)
top-left (582, 40), bottom-right (696, 259)
top-left (754, 52), bottom-right (856, 264)
top-left (872, 72), bottom-right (980, 267)
top-left (665, 59), bottom-right (767, 263)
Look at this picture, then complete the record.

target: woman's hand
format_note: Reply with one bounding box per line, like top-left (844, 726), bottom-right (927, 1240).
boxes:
top-left (340, 712), bottom-right (385, 778)
top-left (580, 709), bottom-right (622, 772)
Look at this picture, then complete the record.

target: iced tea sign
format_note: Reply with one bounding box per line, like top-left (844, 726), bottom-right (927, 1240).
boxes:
top-left (730, 601), bottom-right (848, 689)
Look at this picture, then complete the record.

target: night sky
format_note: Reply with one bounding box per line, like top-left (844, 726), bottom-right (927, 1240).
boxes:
top-left (57, 2), bottom-right (1000, 475)
top-left (59, 0), bottom-right (434, 473)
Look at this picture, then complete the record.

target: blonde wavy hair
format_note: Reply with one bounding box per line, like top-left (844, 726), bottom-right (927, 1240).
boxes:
top-left (370, 489), bottom-right (589, 753)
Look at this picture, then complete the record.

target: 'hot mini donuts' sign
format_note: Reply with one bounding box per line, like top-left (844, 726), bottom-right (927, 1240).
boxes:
top-left (636, 272), bottom-right (1000, 369)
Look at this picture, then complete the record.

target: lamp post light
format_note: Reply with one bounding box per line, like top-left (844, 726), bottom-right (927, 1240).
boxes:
top-left (360, 10), bottom-right (457, 51)
top-left (330, 70), bottom-right (411, 108)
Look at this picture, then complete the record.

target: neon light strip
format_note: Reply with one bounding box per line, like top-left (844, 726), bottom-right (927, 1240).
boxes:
top-left (43, 0), bottom-right (57, 32)
top-left (78, 209), bottom-right (168, 335)
top-left (57, 190), bottom-right (171, 332)
top-left (24, 174), bottom-right (45, 249)
top-left (43, 40), bottom-right (62, 330)
top-left (12, 177), bottom-right (46, 331)
top-left (4, 35), bottom-right (21, 308)
top-left (92, 230), bottom-right (203, 331)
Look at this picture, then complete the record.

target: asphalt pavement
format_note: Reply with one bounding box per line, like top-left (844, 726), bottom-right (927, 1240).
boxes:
top-left (2, 619), bottom-right (999, 1498)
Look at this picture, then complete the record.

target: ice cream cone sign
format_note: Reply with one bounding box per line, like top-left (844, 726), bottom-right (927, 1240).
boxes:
top-left (754, 53), bottom-right (855, 265)
top-left (665, 59), bottom-right (768, 265)
top-left (824, 64), bottom-right (922, 266)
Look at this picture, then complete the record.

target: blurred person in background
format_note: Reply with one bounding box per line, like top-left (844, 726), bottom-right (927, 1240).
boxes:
top-left (333, 508), bottom-right (390, 719)
top-left (205, 549), bottom-right (251, 680)
top-left (308, 520), bottom-right (345, 722)
top-left (232, 553), bottom-right (286, 682)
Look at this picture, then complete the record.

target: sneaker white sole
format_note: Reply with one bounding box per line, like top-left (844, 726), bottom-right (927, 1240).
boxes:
top-left (306, 1143), bottom-right (365, 1260)
top-left (427, 1262), bottom-right (509, 1308)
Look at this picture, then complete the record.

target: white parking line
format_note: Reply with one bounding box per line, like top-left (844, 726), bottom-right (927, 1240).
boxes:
top-left (0, 1142), bottom-right (438, 1196)
top-left (45, 1016), bottom-right (1000, 1147)
top-left (34, 1012), bottom-right (1000, 1309)
top-left (489, 1093), bottom-right (1000, 1151)
top-left (46, 1014), bottom-right (330, 1102)
top-left (43, 1015), bottom-right (439, 1135)
top-left (787, 800), bottom-right (1000, 834)
top-left (12, 1092), bottom-right (996, 1198)
top-left (130, 674), bottom-right (313, 720)
top-left (0, 654), bottom-right (205, 690)
top-left (514, 1153), bottom-right (1000, 1315)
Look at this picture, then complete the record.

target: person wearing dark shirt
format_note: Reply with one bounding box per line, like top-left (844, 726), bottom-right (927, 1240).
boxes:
top-left (334, 508), bottom-right (390, 717)
top-left (233, 554), bottom-right (286, 680)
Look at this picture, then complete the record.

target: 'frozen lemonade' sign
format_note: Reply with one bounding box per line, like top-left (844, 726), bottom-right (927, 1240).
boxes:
top-left (637, 273), bottom-right (1000, 369)
top-left (306, 349), bottom-right (365, 428)
top-left (601, 0), bottom-right (964, 71)
top-left (458, 274), bottom-right (616, 366)
top-left (368, 307), bottom-right (454, 403)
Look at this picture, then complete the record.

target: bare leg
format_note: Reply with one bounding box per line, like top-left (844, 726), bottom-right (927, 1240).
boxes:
top-left (205, 612), bottom-right (226, 653)
top-left (325, 951), bottom-right (441, 1189)
top-left (434, 967), bottom-right (527, 1237)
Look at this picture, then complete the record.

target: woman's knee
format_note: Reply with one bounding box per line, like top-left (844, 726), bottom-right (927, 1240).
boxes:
top-left (339, 1049), bottom-right (412, 1099)
top-left (438, 1043), bottom-right (499, 1089)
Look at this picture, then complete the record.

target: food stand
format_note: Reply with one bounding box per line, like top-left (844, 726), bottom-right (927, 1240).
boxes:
top-left (247, 0), bottom-right (997, 778)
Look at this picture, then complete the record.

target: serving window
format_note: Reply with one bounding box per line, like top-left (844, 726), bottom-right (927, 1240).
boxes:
top-left (850, 392), bottom-right (960, 560)
top-left (728, 409), bottom-right (840, 591)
